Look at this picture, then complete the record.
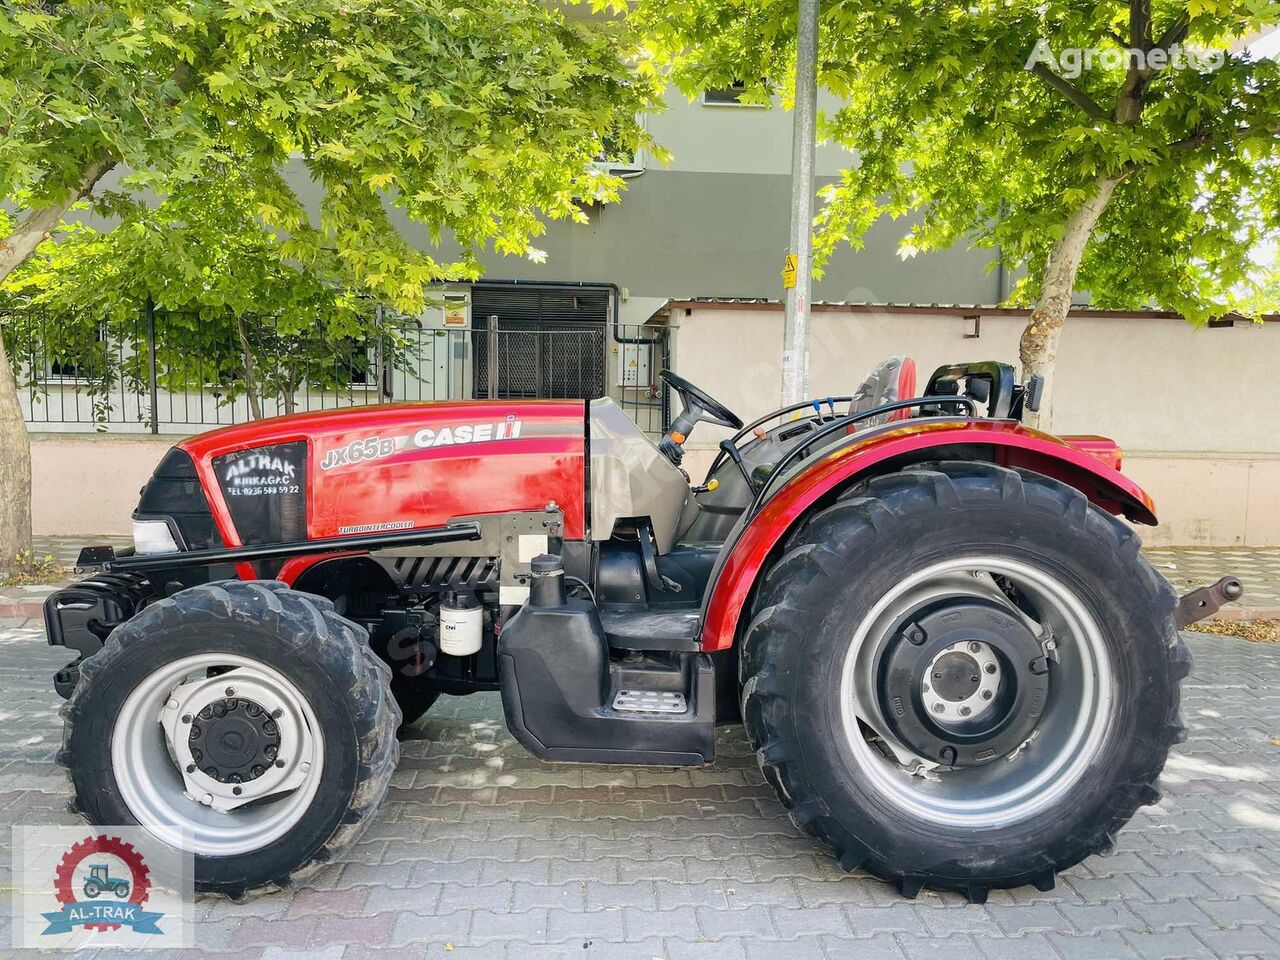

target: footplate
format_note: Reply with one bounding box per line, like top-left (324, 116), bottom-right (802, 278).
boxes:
top-left (612, 689), bottom-right (688, 714)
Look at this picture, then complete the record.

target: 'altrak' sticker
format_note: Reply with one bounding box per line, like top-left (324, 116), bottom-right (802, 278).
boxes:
top-left (319, 415), bottom-right (523, 472)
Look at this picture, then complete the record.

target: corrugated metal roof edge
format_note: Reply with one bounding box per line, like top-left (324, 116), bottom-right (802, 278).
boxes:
top-left (651, 298), bottom-right (1279, 323)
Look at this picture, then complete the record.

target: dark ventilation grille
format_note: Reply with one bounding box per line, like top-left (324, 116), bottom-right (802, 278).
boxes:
top-left (471, 285), bottom-right (608, 400)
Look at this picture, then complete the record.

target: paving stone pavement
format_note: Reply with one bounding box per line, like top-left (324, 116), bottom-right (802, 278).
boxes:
top-left (2, 618), bottom-right (1279, 959)
top-left (1144, 547), bottom-right (1280, 615)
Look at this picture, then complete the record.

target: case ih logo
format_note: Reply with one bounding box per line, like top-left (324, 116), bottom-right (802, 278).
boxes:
top-left (320, 416), bottom-right (524, 471)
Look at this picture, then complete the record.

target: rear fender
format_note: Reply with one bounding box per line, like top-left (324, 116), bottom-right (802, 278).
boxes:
top-left (699, 420), bottom-right (1156, 653)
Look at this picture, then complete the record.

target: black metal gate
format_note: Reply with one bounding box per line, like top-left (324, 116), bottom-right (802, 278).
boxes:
top-left (471, 285), bottom-right (608, 400)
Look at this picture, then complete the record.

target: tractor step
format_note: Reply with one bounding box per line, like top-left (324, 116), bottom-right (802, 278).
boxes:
top-left (612, 689), bottom-right (688, 714)
top-left (497, 565), bottom-right (715, 765)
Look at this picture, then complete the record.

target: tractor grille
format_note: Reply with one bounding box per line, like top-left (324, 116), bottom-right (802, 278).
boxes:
top-left (388, 556), bottom-right (499, 594)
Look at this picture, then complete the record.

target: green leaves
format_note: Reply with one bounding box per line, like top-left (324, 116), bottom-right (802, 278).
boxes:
top-left (637, 0), bottom-right (1280, 322)
top-left (1, 0), bottom-right (660, 315)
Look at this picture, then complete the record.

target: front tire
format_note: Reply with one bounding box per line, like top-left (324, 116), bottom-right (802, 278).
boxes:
top-left (741, 462), bottom-right (1188, 901)
top-left (59, 580), bottom-right (400, 897)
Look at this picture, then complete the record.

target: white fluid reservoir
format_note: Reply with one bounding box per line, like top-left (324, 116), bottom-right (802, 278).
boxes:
top-left (439, 592), bottom-right (483, 656)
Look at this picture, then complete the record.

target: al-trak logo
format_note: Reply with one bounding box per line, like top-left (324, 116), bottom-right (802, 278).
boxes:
top-left (320, 415), bottom-right (524, 471)
top-left (42, 835), bottom-right (165, 936)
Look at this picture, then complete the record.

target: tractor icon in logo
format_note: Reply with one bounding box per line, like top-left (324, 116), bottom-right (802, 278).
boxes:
top-left (82, 864), bottom-right (131, 900)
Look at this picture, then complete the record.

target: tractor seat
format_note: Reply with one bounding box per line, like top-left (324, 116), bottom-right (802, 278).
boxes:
top-left (749, 357), bottom-right (919, 488)
top-left (849, 356), bottom-right (917, 427)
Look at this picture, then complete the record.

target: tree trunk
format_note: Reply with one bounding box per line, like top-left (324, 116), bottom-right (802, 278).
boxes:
top-left (1018, 175), bottom-right (1121, 432)
top-left (236, 314), bottom-right (264, 420)
top-left (0, 158), bottom-right (114, 570)
top-left (0, 330), bottom-right (32, 576)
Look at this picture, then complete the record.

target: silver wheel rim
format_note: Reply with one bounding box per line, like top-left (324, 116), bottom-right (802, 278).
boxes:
top-left (110, 653), bottom-right (325, 857)
top-left (838, 555), bottom-right (1115, 828)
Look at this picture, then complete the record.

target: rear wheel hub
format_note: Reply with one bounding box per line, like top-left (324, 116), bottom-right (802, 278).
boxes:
top-left (877, 598), bottom-right (1048, 768)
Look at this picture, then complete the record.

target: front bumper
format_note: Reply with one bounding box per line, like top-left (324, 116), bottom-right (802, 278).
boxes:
top-left (44, 546), bottom-right (154, 698)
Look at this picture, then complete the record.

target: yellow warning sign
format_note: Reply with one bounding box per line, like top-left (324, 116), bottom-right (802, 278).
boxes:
top-left (782, 253), bottom-right (798, 289)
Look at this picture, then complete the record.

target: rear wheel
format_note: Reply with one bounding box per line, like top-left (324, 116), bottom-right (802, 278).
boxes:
top-left (60, 580), bottom-right (400, 897)
top-left (741, 462), bottom-right (1188, 901)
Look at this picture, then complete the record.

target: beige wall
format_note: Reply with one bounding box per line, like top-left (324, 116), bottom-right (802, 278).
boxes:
top-left (671, 305), bottom-right (1280, 547)
top-left (31, 434), bottom-right (179, 537)
top-left (29, 304), bottom-right (1280, 548)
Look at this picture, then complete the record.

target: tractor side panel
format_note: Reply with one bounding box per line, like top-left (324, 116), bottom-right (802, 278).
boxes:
top-left (180, 401), bottom-right (587, 554)
top-left (699, 420), bottom-right (1157, 653)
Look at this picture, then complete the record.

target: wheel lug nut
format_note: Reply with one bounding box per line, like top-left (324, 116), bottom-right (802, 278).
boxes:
top-left (191, 749), bottom-right (203, 762)
top-left (251, 765), bottom-right (265, 778)
top-left (232, 786), bottom-right (243, 796)
top-left (181, 714), bottom-right (192, 724)
top-left (272, 709), bottom-right (283, 719)
top-left (275, 759), bottom-right (286, 768)
top-left (186, 763), bottom-right (196, 773)
top-left (968, 642), bottom-right (981, 653)
top-left (985, 664), bottom-right (997, 674)
top-left (959, 706), bottom-right (971, 716)
top-left (981, 690), bottom-right (993, 700)
top-left (213, 703), bottom-right (227, 718)
top-left (932, 704), bottom-right (944, 714)
top-left (190, 724), bottom-right (202, 738)
top-left (225, 687), bottom-right (235, 696)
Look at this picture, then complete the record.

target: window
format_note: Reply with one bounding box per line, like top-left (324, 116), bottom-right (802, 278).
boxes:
top-left (589, 115), bottom-right (645, 179)
top-left (336, 339), bottom-right (378, 387)
top-left (44, 324), bottom-right (107, 382)
top-left (701, 80), bottom-right (768, 107)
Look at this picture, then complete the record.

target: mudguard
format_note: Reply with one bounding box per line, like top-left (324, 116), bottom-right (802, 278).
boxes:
top-left (698, 419), bottom-right (1157, 652)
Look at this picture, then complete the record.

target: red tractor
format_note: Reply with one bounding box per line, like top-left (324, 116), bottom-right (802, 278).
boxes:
top-left (46, 360), bottom-right (1239, 902)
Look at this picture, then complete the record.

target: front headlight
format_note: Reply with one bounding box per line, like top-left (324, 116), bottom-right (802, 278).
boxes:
top-left (133, 519), bottom-right (180, 555)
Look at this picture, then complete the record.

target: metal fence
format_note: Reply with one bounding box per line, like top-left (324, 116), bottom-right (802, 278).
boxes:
top-left (2, 301), bottom-right (671, 438)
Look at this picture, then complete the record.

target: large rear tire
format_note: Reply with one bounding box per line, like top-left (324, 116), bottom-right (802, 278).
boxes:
top-left (59, 580), bottom-right (400, 897)
top-left (741, 462), bottom-right (1188, 902)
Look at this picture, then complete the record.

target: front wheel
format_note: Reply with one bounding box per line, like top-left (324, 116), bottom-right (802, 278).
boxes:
top-left (59, 580), bottom-right (400, 897)
top-left (741, 462), bottom-right (1188, 902)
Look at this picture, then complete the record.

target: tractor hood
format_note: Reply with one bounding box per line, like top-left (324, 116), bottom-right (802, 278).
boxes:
top-left (167, 400), bottom-right (588, 547)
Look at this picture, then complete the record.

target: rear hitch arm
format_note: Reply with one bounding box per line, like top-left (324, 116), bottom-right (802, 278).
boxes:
top-left (1175, 576), bottom-right (1245, 628)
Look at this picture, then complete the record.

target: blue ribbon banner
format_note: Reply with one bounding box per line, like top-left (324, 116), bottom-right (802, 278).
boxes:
top-left (42, 901), bottom-right (165, 936)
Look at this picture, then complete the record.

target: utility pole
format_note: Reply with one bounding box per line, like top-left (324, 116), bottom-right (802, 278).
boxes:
top-left (780, 0), bottom-right (820, 405)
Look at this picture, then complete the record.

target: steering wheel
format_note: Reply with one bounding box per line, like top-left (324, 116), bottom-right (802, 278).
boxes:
top-left (658, 369), bottom-right (743, 465)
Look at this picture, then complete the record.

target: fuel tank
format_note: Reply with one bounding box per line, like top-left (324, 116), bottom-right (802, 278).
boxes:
top-left (176, 400), bottom-right (588, 546)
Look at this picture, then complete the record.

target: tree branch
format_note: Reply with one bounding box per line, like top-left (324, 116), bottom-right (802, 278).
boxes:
top-left (1029, 63), bottom-right (1109, 121)
top-left (1151, 11), bottom-right (1191, 52)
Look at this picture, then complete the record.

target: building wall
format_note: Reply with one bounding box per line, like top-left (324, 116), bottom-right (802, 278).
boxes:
top-left (670, 303), bottom-right (1280, 547)
top-left (32, 306), bottom-right (1278, 546)
top-left (275, 91), bottom-right (1002, 314)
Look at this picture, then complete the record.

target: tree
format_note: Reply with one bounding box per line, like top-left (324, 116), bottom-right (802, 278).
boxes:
top-left (0, 0), bottom-right (659, 569)
top-left (3, 170), bottom-right (390, 423)
top-left (638, 0), bottom-right (1280, 427)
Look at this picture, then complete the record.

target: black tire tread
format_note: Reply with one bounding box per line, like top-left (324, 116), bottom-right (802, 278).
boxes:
top-left (58, 579), bottom-right (401, 898)
top-left (740, 462), bottom-right (1187, 901)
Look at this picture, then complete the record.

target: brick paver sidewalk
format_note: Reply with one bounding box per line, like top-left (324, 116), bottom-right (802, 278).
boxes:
top-left (1145, 547), bottom-right (1280, 617)
top-left (2, 614), bottom-right (1278, 959)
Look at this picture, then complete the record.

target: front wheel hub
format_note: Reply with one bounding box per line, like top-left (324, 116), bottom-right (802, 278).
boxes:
top-left (878, 598), bottom-right (1048, 767)
top-left (188, 697), bottom-right (281, 784)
